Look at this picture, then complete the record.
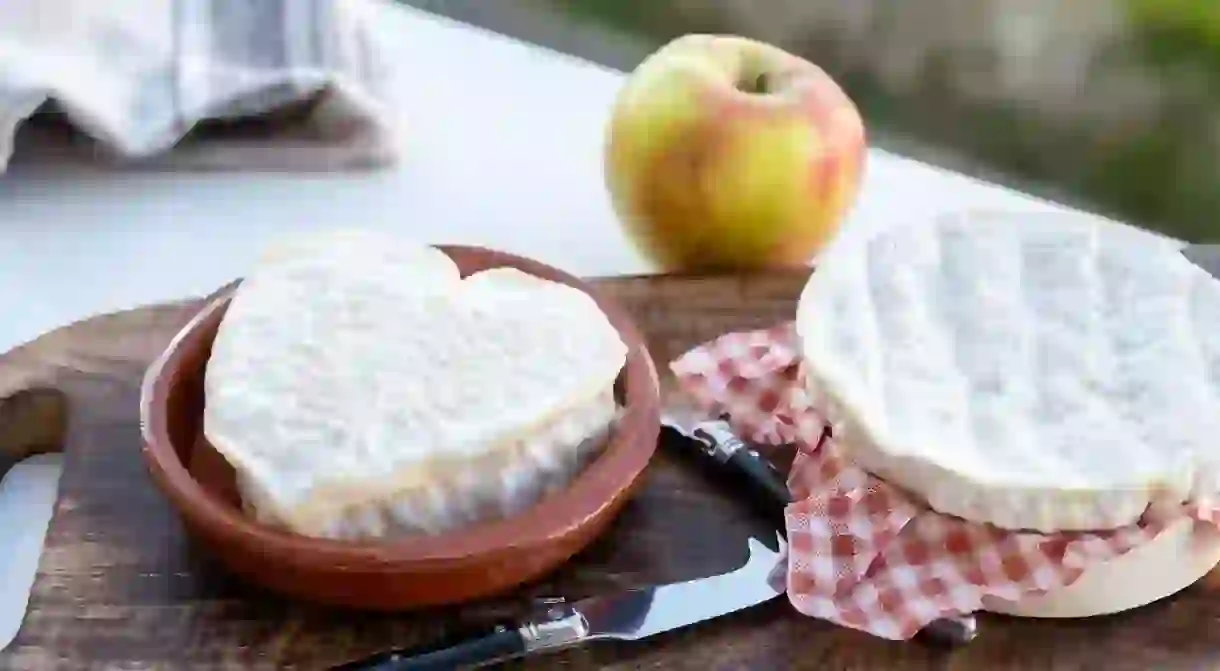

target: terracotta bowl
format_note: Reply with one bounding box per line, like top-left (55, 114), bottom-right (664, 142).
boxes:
top-left (139, 245), bottom-right (662, 611)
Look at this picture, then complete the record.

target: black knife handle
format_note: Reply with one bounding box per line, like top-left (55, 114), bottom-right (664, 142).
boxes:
top-left (331, 624), bottom-right (526, 670)
top-left (687, 420), bottom-right (793, 526)
top-left (667, 420), bottom-right (979, 647)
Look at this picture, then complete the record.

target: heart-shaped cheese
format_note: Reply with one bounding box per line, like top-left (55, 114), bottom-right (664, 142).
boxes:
top-left (203, 231), bottom-right (627, 539)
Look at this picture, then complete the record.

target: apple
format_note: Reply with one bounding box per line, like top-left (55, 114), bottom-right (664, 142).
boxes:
top-left (604, 34), bottom-right (867, 272)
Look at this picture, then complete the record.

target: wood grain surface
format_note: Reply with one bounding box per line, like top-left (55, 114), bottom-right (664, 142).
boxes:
top-left (3, 272), bottom-right (1220, 670)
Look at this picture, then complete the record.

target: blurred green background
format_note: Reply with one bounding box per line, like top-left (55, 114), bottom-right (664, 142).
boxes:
top-left (405, 0), bottom-right (1220, 242)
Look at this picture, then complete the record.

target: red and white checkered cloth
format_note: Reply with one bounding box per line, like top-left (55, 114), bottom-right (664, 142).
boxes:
top-left (671, 322), bottom-right (1220, 640)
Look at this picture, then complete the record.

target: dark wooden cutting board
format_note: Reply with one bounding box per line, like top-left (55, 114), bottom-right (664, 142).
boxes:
top-left (3, 273), bottom-right (1220, 670)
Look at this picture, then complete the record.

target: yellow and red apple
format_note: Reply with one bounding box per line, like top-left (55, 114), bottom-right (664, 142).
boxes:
top-left (605, 34), bottom-right (867, 272)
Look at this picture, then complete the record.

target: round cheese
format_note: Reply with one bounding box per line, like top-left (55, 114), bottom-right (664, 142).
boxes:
top-left (796, 211), bottom-right (1220, 532)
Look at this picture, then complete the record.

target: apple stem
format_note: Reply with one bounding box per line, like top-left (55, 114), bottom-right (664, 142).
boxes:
top-left (739, 72), bottom-right (770, 95)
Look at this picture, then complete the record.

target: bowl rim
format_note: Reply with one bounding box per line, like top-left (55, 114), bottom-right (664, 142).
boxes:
top-left (138, 244), bottom-right (661, 571)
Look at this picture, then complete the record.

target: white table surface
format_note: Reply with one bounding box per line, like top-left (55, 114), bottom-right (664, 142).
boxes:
top-left (0, 2), bottom-right (1103, 652)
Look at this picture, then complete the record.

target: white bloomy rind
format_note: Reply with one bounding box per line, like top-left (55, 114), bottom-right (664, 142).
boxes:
top-left (203, 231), bottom-right (628, 539)
top-left (797, 211), bottom-right (1220, 533)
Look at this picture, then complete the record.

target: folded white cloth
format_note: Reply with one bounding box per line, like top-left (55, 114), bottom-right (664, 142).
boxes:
top-left (0, 0), bottom-right (402, 172)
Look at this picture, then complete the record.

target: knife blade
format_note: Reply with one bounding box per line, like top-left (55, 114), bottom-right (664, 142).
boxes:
top-left (660, 416), bottom-right (978, 646)
top-left (331, 533), bottom-right (785, 670)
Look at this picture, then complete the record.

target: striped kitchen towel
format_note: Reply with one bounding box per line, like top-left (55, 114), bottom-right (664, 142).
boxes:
top-left (0, 0), bottom-right (402, 172)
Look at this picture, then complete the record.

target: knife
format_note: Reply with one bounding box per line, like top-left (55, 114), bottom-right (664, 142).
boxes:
top-left (331, 533), bottom-right (785, 669)
top-left (659, 417), bottom-right (978, 647)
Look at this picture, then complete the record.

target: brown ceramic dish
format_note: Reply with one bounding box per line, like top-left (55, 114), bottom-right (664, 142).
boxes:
top-left (139, 245), bottom-right (661, 611)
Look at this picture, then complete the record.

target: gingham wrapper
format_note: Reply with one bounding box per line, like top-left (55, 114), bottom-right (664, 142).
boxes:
top-left (670, 322), bottom-right (1220, 641)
